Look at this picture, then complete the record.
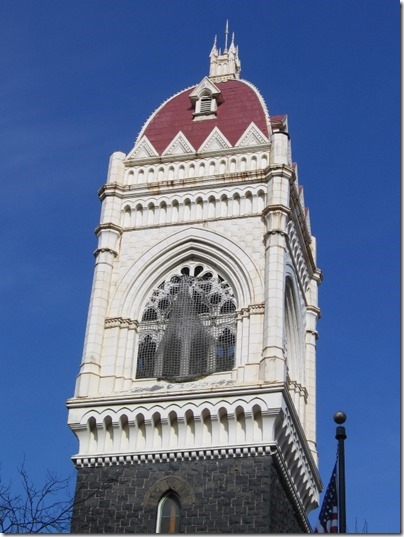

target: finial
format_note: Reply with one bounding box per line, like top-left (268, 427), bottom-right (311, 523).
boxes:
top-left (209, 23), bottom-right (241, 81)
top-left (334, 411), bottom-right (347, 425)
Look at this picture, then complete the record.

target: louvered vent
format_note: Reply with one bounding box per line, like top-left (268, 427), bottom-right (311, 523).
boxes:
top-left (200, 96), bottom-right (212, 114)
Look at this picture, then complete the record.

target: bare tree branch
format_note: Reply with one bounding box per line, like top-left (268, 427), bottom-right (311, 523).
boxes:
top-left (0, 464), bottom-right (74, 533)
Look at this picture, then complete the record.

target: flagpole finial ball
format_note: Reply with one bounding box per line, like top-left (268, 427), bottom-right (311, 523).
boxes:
top-left (333, 411), bottom-right (346, 424)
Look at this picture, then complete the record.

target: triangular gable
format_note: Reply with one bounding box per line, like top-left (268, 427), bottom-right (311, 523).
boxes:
top-left (198, 126), bottom-right (232, 153)
top-left (126, 136), bottom-right (159, 160)
top-left (235, 122), bottom-right (270, 147)
top-left (189, 76), bottom-right (222, 102)
top-left (162, 131), bottom-right (195, 156)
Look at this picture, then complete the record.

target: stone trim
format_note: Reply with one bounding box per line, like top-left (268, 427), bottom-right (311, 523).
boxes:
top-left (93, 247), bottom-right (118, 258)
top-left (73, 444), bottom-right (273, 468)
top-left (143, 475), bottom-right (196, 506)
top-left (105, 317), bottom-right (139, 329)
top-left (287, 378), bottom-right (309, 402)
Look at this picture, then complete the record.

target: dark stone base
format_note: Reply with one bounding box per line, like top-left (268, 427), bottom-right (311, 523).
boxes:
top-left (70, 455), bottom-right (307, 533)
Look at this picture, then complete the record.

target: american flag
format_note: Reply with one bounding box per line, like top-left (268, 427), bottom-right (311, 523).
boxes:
top-left (314, 462), bottom-right (338, 533)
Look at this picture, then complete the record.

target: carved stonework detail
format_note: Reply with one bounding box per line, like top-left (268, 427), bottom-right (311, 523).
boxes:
top-left (162, 131), bottom-right (195, 156)
top-left (126, 136), bottom-right (159, 161)
top-left (105, 317), bottom-right (139, 329)
top-left (286, 220), bottom-right (310, 292)
top-left (198, 127), bottom-right (232, 153)
top-left (235, 122), bottom-right (269, 147)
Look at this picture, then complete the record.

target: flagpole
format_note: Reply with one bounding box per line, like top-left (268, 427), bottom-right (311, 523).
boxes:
top-left (334, 411), bottom-right (347, 533)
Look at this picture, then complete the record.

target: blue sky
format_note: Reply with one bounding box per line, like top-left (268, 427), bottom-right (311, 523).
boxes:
top-left (1, 0), bottom-right (399, 533)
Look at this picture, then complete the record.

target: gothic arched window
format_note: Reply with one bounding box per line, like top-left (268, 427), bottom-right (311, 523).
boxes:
top-left (136, 265), bottom-right (237, 382)
top-left (284, 277), bottom-right (305, 383)
top-left (156, 492), bottom-right (181, 534)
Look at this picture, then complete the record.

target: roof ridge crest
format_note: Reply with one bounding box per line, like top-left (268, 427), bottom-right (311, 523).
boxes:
top-left (238, 78), bottom-right (271, 132)
top-left (134, 84), bottom-right (197, 147)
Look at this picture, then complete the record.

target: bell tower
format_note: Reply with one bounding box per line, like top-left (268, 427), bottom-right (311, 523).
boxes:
top-left (68, 27), bottom-right (322, 533)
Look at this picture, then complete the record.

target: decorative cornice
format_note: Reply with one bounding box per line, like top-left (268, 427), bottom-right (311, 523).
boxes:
top-left (72, 445), bottom-right (273, 468)
top-left (122, 144), bottom-right (268, 168)
top-left (66, 382), bottom-right (286, 409)
top-left (104, 171), bottom-right (269, 203)
top-left (68, 387), bottom-right (320, 514)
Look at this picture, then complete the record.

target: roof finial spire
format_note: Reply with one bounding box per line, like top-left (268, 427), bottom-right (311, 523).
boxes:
top-left (209, 23), bottom-right (241, 81)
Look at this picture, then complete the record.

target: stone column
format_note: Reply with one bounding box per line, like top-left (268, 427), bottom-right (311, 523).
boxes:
top-left (305, 263), bottom-right (322, 461)
top-left (260, 164), bottom-right (294, 383)
top-left (75, 241), bottom-right (119, 397)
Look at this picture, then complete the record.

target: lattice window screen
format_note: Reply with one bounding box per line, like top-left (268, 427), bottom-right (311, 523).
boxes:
top-left (136, 265), bottom-right (237, 382)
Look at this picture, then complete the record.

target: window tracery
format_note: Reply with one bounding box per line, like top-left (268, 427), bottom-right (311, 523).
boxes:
top-left (136, 265), bottom-right (237, 382)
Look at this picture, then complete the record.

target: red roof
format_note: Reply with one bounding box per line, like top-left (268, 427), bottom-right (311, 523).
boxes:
top-left (141, 79), bottom-right (269, 155)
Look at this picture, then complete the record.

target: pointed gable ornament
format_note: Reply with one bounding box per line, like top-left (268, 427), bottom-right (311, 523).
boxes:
top-left (235, 122), bottom-right (270, 148)
top-left (162, 131), bottom-right (196, 156)
top-left (126, 136), bottom-right (159, 161)
top-left (198, 126), bottom-right (232, 153)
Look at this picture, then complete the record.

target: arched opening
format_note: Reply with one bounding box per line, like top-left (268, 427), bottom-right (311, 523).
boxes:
top-left (103, 416), bottom-right (114, 452)
top-left (88, 417), bottom-right (98, 452)
top-left (218, 407), bottom-right (229, 444)
top-left (120, 415), bottom-right (129, 451)
top-left (123, 205), bottom-right (132, 228)
top-left (135, 266), bottom-right (237, 382)
top-left (136, 335), bottom-right (157, 378)
top-left (156, 492), bottom-right (181, 533)
top-left (183, 199), bottom-right (191, 221)
top-left (195, 197), bottom-right (203, 220)
top-left (284, 278), bottom-right (304, 382)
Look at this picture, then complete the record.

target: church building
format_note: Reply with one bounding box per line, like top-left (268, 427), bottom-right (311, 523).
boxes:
top-left (68, 27), bottom-right (323, 533)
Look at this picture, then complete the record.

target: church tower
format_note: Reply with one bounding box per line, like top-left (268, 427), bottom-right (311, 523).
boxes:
top-left (68, 27), bottom-right (322, 533)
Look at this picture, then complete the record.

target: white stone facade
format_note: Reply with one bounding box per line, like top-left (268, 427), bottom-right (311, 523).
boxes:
top-left (67, 38), bottom-right (322, 516)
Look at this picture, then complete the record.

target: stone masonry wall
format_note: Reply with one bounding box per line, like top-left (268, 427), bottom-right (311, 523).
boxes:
top-left (70, 455), bottom-right (306, 533)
